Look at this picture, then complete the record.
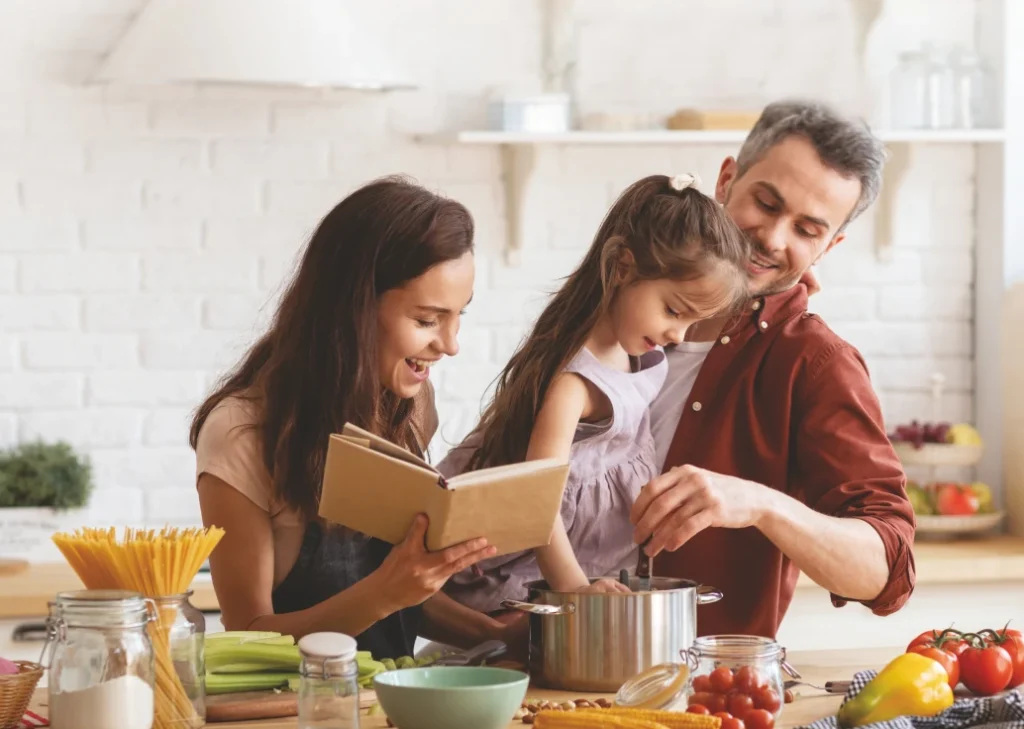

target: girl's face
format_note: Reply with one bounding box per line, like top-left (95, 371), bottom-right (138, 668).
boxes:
top-left (376, 252), bottom-right (475, 399)
top-left (609, 265), bottom-right (740, 356)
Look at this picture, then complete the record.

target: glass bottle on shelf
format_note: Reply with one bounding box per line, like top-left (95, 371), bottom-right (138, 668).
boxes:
top-left (948, 48), bottom-right (997, 128)
top-left (890, 44), bottom-right (955, 129)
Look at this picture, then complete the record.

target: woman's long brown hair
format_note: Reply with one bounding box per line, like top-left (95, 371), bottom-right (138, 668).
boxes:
top-left (190, 176), bottom-right (474, 521)
top-left (466, 175), bottom-right (750, 471)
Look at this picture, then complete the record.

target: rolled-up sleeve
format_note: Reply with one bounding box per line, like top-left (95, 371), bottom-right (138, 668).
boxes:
top-left (793, 341), bottom-right (917, 615)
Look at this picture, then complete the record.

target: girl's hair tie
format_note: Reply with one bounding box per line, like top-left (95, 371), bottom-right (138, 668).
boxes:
top-left (668, 172), bottom-right (702, 191)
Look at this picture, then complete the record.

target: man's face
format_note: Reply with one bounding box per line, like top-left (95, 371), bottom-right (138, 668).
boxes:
top-left (715, 135), bottom-right (863, 296)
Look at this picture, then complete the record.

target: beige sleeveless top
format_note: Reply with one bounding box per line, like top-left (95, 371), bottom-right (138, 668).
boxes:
top-left (194, 397), bottom-right (306, 587)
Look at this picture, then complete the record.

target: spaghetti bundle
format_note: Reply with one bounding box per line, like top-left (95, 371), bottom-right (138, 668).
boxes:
top-left (52, 526), bottom-right (225, 729)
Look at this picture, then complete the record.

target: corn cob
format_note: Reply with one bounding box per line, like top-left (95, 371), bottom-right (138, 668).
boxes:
top-left (533, 712), bottom-right (668, 729)
top-left (595, 708), bottom-right (723, 729)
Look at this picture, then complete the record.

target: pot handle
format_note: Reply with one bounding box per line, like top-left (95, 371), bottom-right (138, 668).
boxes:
top-left (500, 599), bottom-right (576, 616)
top-left (696, 585), bottom-right (723, 605)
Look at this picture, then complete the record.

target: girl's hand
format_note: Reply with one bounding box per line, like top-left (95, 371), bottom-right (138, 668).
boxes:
top-left (373, 514), bottom-right (496, 612)
top-left (574, 578), bottom-right (632, 595)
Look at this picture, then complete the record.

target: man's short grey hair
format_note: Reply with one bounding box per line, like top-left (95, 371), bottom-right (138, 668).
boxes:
top-left (736, 100), bottom-right (887, 231)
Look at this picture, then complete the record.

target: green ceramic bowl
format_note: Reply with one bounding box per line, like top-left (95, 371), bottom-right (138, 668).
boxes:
top-left (373, 666), bottom-right (529, 729)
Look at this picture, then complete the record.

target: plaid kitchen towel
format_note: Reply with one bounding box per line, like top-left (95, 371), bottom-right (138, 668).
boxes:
top-left (802, 670), bottom-right (1024, 729)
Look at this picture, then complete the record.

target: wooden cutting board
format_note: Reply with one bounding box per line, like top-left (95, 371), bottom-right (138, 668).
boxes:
top-left (206, 689), bottom-right (378, 723)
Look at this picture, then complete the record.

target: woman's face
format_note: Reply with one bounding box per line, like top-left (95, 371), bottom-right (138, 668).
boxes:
top-left (376, 252), bottom-right (475, 399)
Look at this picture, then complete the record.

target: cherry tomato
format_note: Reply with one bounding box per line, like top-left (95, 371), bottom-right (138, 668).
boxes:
top-left (960, 643), bottom-right (1013, 696)
top-left (733, 665), bottom-right (764, 694)
top-left (687, 705), bottom-right (711, 715)
top-left (714, 712), bottom-right (745, 729)
top-left (908, 645), bottom-right (960, 689)
top-left (744, 708), bottom-right (776, 729)
top-left (692, 675), bottom-right (714, 693)
top-left (710, 666), bottom-right (735, 694)
top-left (753, 687), bottom-right (781, 713)
top-left (689, 692), bottom-right (715, 708)
top-left (727, 692), bottom-right (754, 720)
top-left (707, 694), bottom-right (729, 714)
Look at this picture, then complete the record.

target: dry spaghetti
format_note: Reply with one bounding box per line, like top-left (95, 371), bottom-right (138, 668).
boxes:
top-left (52, 526), bottom-right (225, 729)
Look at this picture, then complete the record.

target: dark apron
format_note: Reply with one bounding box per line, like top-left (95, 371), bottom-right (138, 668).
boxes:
top-left (271, 520), bottom-right (422, 660)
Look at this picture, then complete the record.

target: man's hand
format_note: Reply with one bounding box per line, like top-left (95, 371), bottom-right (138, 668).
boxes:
top-left (799, 267), bottom-right (822, 296)
top-left (630, 465), bottom-right (770, 556)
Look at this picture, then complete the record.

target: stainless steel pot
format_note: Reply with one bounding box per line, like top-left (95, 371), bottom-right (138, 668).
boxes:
top-left (501, 576), bottom-right (723, 692)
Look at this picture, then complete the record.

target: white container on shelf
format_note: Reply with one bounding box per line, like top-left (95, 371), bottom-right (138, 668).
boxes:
top-left (487, 93), bottom-right (571, 133)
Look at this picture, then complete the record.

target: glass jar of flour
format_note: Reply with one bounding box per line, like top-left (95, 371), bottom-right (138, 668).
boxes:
top-left (44, 589), bottom-right (157, 729)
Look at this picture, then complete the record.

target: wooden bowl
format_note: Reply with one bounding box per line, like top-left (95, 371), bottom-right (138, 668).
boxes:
top-left (0, 661), bottom-right (44, 729)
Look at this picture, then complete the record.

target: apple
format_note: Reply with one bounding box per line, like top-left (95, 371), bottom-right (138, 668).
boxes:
top-left (935, 483), bottom-right (980, 516)
top-left (0, 657), bottom-right (19, 675)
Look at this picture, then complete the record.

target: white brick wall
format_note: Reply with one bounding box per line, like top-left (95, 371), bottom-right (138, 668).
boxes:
top-left (0, 0), bottom-right (980, 526)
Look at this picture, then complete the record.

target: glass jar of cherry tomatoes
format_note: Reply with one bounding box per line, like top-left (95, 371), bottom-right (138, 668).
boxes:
top-left (684, 635), bottom-right (792, 729)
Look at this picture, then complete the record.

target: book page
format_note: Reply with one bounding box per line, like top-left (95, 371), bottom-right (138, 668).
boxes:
top-left (448, 457), bottom-right (566, 488)
top-left (339, 423), bottom-right (438, 474)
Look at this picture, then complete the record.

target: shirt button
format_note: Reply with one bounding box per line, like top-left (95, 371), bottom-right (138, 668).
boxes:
top-left (760, 320), bottom-right (769, 330)
top-left (720, 335), bottom-right (730, 344)
top-left (752, 301), bottom-right (762, 311)
top-left (692, 401), bottom-right (702, 412)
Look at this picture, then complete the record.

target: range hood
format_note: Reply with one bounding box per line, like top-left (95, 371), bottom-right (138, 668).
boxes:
top-left (93, 0), bottom-right (416, 90)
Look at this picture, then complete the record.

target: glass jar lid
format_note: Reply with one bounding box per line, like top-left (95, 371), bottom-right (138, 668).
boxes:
top-left (614, 662), bottom-right (690, 710)
top-left (298, 632), bottom-right (358, 679)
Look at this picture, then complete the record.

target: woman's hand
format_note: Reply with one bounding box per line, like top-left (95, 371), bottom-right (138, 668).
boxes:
top-left (574, 578), bottom-right (631, 594)
top-left (372, 514), bottom-right (496, 612)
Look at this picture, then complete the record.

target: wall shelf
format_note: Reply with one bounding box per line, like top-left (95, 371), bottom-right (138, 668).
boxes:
top-left (425, 128), bottom-right (1006, 146)
top-left (420, 127), bottom-right (1006, 265)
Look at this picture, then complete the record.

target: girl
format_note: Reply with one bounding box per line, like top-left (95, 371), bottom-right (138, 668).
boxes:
top-left (191, 176), bottom-right (509, 658)
top-left (437, 172), bottom-right (752, 612)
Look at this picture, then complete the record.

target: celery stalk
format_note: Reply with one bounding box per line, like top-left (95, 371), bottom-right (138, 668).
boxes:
top-left (206, 642), bottom-right (301, 673)
top-left (206, 631), bottom-right (282, 644)
top-left (205, 672), bottom-right (296, 695)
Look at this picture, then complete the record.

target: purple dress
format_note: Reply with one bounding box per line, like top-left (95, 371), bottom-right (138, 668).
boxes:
top-left (436, 347), bottom-right (669, 613)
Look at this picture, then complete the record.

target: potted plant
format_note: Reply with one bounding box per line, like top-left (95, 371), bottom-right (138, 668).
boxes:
top-left (0, 440), bottom-right (93, 562)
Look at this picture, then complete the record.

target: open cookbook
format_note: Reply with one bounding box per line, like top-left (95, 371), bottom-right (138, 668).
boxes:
top-left (318, 423), bottom-right (570, 556)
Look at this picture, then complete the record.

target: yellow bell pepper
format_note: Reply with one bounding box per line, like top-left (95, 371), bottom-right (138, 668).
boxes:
top-left (837, 652), bottom-right (954, 728)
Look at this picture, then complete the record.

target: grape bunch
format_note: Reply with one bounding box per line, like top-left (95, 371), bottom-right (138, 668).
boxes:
top-left (888, 420), bottom-right (950, 450)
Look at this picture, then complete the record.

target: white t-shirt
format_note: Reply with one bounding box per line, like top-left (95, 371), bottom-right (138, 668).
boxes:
top-left (649, 341), bottom-right (715, 472)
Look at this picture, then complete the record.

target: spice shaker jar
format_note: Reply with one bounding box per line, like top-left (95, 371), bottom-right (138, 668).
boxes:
top-left (151, 590), bottom-right (206, 727)
top-left (297, 632), bottom-right (361, 729)
top-left (44, 589), bottom-right (157, 729)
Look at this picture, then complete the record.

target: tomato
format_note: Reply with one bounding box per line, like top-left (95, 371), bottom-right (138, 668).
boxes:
top-left (959, 643), bottom-right (1013, 696)
top-left (744, 708), bottom-right (776, 729)
top-left (692, 674), bottom-right (714, 693)
top-left (935, 484), bottom-right (980, 516)
top-left (753, 687), bottom-right (782, 713)
top-left (727, 693), bottom-right (754, 720)
top-left (710, 666), bottom-right (735, 694)
top-left (714, 712), bottom-right (745, 729)
top-left (689, 692), bottom-right (715, 708)
top-left (907, 628), bottom-right (967, 657)
top-left (707, 694), bottom-right (729, 714)
top-left (734, 665), bottom-right (765, 694)
top-left (687, 704), bottom-right (711, 715)
top-left (995, 634), bottom-right (1024, 689)
top-left (908, 645), bottom-right (960, 688)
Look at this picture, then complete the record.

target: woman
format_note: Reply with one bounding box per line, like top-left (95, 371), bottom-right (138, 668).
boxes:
top-left (191, 176), bottom-right (507, 659)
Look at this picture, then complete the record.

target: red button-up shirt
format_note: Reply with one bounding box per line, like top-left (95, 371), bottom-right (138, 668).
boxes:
top-left (655, 284), bottom-right (916, 638)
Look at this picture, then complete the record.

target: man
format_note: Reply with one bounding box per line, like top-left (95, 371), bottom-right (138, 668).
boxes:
top-left (630, 100), bottom-right (916, 637)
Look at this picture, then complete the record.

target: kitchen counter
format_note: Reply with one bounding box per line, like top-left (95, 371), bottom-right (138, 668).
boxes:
top-left (0, 562), bottom-right (219, 618)
top-left (5, 536), bottom-right (1023, 619)
top-left (25, 646), bottom-right (897, 728)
